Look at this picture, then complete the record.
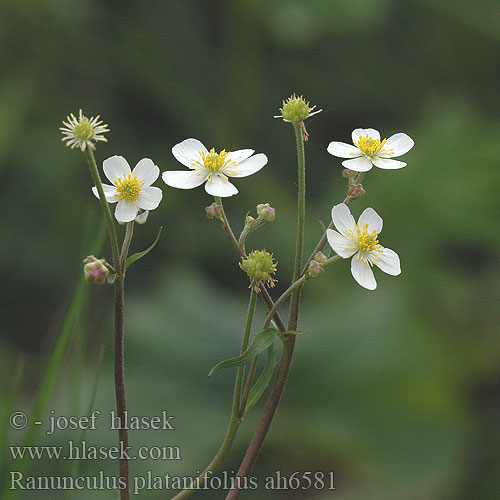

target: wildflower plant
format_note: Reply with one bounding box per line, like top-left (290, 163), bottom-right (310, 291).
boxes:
top-left (56, 96), bottom-right (413, 500)
top-left (60, 110), bottom-right (163, 500)
top-left (157, 93), bottom-right (414, 499)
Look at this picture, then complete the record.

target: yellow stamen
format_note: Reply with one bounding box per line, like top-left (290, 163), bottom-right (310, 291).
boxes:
top-left (346, 223), bottom-right (383, 264)
top-left (194, 148), bottom-right (235, 174)
top-left (354, 135), bottom-right (387, 158)
top-left (356, 224), bottom-right (378, 252)
top-left (114, 174), bottom-right (143, 203)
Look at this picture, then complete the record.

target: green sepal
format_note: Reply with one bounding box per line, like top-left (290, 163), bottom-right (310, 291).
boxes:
top-left (208, 327), bottom-right (277, 377)
top-left (242, 343), bottom-right (277, 417)
top-left (106, 273), bottom-right (116, 284)
top-left (124, 227), bottom-right (163, 271)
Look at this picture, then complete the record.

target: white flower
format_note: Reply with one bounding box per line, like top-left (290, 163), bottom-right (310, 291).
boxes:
top-left (162, 138), bottom-right (268, 197)
top-left (60, 109), bottom-right (109, 151)
top-left (92, 156), bottom-right (163, 223)
top-left (327, 128), bottom-right (414, 172)
top-left (326, 203), bottom-right (401, 290)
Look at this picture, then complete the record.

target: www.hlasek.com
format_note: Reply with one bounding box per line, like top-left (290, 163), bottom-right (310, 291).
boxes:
top-left (9, 440), bottom-right (181, 461)
top-left (9, 470), bottom-right (336, 494)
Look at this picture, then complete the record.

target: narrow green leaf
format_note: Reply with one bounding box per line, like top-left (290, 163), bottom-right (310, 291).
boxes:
top-left (67, 344), bottom-right (105, 496)
top-left (208, 327), bottom-right (277, 377)
top-left (0, 354), bottom-right (25, 474)
top-left (125, 226), bottom-right (163, 271)
top-left (243, 343), bottom-right (277, 416)
top-left (281, 329), bottom-right (308, 335)
top-left (1, 223), bottom-right (105, 500)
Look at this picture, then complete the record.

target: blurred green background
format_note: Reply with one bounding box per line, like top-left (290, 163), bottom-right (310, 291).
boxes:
top-left (1, 0), bottom-right (499, 498)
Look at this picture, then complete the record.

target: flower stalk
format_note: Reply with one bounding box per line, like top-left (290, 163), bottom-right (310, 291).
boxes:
top-left (84, 149), bottom-right (121, 268)
top-left (226, 120), bottom-right (307, 499)
top-left (83, 147), bottom-right (130, 500)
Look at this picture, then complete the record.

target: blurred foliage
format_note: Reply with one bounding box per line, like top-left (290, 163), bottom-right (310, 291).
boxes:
top-left (1, 0), bottom-right (499, 498)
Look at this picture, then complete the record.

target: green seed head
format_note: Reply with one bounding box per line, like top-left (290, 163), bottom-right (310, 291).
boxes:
top-left (73, 119), bottom-right (95, 140)
top-left (277, 94), bottom-right (320, 124)
top-left (241, 250), bottom-right (277, 285)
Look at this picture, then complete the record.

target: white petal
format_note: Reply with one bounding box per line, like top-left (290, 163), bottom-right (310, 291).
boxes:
top-left (358, 207), bottom-right (383, 234)
top-left (331, 203), bottom-right (356, 235)
top-left (226, 149), bottom-right (254, 164)
top-left (132, 158), bottom-right (159, 187)
top-left (352, 128), bottom-right (380, 143)
top-left (224, 153), bottom-right (267, 178)
top-left (205, 174), bottom-right (238, 197)
top-left (351, 257), bottom-right (377, 290)
top-left (381, 133), bottom-right (414, 157)
top-left (376, 247), bottom-right (401, 276)
top-left (103, 156), bottom-right (131, 183)
top-left (92, 184), bottom-right (118, 203)
top-left (342, 156), bottom-right (373, 172)
top-left (172, 138), bottom-right (208, 168)
top-left (135, 210), bottom-right (149, 224)
top-left (115, 200), bottom-right (138, 223)
top-left (136, 186), bottom-right (163, 210)
top-left (162, 169), bottom-right (208, 189)
top-left (327, 141), bottom-right (362, 159)
top-left (326, 229), bottom-right (356, 258)
top-left (372, 157), bottom-right (407, 170)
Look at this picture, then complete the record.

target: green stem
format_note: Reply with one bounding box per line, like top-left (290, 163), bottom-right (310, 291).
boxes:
top-left (215, 197), bottom-right (244, 258)
top-left (226, 336), bottom-right (296, 500)
top-left (226, 121), bottom-right (307, 499)
top-left (287, 122), bottom-right (306, 330)
top-left (83, 148), bottom-right (130, 500)
top-left (120, 222), bottom-right (135, 273)
top-left (263, 274), bottom-right (307, 330)
top-left (113, 274), bottom-right (128, 500)
top-left (238, 271), bottom-right (309, 421)
top-left (324, 255), bottom-right (341, 267)
top-left (83, 148), bottom-right (121, 271)
top-left (171, 290), bottom-right (258, 499)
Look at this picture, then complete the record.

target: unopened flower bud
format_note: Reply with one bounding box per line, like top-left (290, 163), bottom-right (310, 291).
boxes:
top-left (256, 203), bottom-right (276, 222)
top-left (342, 168), bottom-right (356, 178)
top-left (206, 202), bottom-right (222, 219)
top-left (308, 260), bottom-right (325, 277)
top-left (313, 251), bottom-right (327, 263)
top-left (347, 184), bottom-right (366, 198)
top-left (83, 255), bottom-right (97, 265)
top-left (275, 94), bottom-right (322, 124)
top-left (83, 257), bottom-right (109, 285)
top-left (245, 215), bottom-right (256, 228)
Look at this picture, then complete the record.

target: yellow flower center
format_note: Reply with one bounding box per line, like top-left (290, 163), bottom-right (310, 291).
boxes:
top-left (114, 174), bottom-right (143, 203)
top-left (356, 224), bottom-right (379, 252)
top-left (354, 135), bottom-right (387, 158)
top-left (73, 119), bottom-right (95, 140)
top-left (346, 224), bottom-right (382, 259)
top-left (199, 148), bottom-right (232, 173)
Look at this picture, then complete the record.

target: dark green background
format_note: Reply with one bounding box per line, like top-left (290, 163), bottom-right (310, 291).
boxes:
top-left (1, 1), bottom-right (499, 498)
